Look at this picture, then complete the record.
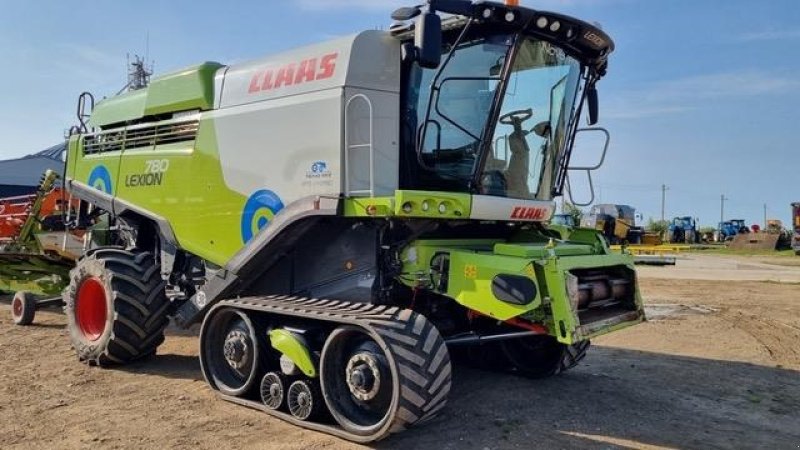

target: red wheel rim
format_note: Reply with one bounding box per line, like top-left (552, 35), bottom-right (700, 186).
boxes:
top-left (76, 278), bottom-right (108, 341)
top-left (12, 296), bottom-right (23, 319)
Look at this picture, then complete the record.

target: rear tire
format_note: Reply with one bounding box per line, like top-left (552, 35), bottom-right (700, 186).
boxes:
top-left (11, 291), bottom-right (36, 326)
top-left (63, 247), bottom-right (169, 366)
top-left (500, 335), bottom-right (589, 378)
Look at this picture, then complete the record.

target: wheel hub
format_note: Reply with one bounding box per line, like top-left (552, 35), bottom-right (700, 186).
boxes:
top-left (12, 297), bottom-right (22, 318)
top-left (75, 278), bottom-right (108, 341)
top-left (297, 391), bottom-right (310, 407)
top-left (346, 353), bottom-right (381, 401)
top-left (223, 330), bottom-right (250, 369)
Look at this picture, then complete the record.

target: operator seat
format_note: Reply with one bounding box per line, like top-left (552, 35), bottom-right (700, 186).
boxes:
top-left (505, 127), bottom-right (531, 198)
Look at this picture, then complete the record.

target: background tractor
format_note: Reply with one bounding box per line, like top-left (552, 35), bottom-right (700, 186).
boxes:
top-left (665, 216), bottom-right (699, 244)
top-left (58, 0), bottom-right (644, 442)
top-left (718, 219), bottom-right (749, 242)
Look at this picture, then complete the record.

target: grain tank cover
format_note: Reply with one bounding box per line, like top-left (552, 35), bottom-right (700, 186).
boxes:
top-left (219, 30), bottom-right (401, 108)
top-left (89, 62), bottom-right (224, 128)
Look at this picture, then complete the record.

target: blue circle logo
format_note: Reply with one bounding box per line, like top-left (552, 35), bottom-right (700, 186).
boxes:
top-left (87, 165), bottom-right (113, 195)
top-left (241, 190), bottom-right (285, 244)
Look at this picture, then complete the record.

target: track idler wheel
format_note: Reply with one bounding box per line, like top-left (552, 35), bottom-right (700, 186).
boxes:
top-left (200, 308), bottom-right (261, 396)
top-left (11, 291), bottom-right (36, 326)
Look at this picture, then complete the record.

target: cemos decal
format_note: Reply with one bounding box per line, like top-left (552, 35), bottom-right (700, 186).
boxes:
top-left (241, 190), bottom-right (285, 244)
top-left (87, 165), bottom-right (113, 194)
top-left (306, 160), bottom-right (332, 179)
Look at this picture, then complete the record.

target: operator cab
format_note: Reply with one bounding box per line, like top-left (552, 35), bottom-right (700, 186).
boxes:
top-left (393, 1), bottom-right (613, 204)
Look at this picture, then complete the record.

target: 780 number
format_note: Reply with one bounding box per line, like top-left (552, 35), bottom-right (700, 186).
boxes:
top-left (144, 159), bottom-right (170, 174)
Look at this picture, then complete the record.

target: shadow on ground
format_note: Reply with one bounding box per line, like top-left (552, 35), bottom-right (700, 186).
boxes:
top-left (121, 345), bottom-right (800, 449)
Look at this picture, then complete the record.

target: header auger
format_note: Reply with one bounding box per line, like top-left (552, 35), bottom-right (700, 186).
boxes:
top-left (61, 0), bottom-right (644, 441)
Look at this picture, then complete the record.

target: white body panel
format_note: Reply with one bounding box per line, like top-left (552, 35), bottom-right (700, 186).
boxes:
top-left (470, 195), bottom-right (556, 222)
top-left (213, 30), bottom-right (401, 204)
top-left (213, 88), bottom-right (344, 202)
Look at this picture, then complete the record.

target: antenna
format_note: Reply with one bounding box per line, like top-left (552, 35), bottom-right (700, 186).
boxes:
top-left (116, 35), bottom-right (155, 95)
top-left (127, 54), bottom-right (153, 91)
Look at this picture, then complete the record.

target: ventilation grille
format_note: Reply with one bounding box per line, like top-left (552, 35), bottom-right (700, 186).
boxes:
top-left (83, 120), bottom-right (199, 155)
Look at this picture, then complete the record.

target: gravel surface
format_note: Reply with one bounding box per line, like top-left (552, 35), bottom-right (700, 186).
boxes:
top-left (1, 254), bottom-right (798, 449)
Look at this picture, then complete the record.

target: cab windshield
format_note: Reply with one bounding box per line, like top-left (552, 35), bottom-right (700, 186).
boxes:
top-left (407, 34), bottom-right (582, 200)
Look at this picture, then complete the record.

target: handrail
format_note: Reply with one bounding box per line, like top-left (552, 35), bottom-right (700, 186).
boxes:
top-left (344, 93), bottom-right (374, 197)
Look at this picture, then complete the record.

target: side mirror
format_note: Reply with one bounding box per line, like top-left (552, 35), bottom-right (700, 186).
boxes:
top-left (415, 11), bottom-right (442, 69)
top-left (565, 127), bottom-right (610, 206)
top-left (586, 84), bottom-right (599, 125)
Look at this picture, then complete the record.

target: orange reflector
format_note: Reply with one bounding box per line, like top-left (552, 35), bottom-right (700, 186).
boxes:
top-left (505, 0), bottom-right (520, 6)
top-left (365, 205), bottom-right (377, 215)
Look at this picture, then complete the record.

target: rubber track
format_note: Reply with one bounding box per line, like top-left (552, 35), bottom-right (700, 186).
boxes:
top-left (207, 295), bottom-right (452, 443)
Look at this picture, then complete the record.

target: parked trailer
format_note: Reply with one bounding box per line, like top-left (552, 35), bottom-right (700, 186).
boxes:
top-left (1, 170), bottom-right (94, 325)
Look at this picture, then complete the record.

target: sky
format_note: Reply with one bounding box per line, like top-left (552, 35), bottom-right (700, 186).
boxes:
top-left (0, 0), bottom-right (798, 228)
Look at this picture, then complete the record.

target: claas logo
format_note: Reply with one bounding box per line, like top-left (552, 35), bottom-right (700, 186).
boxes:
top-left (510, 207), bottom-right (548, 220)
top-left (248, 53), bottom-right (338, 93)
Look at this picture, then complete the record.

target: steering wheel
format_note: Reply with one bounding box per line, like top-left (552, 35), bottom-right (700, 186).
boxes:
top-left (499, 108), bottom-right (533, 125)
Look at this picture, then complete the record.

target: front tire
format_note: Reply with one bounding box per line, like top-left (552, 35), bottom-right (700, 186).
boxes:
top-left (500, 335), bottom-right (589, 378)
top-left (63, 247), bottom-right (170, 366)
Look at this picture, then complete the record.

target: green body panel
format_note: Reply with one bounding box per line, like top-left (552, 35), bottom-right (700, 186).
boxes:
top-left (447, 249), bottom-right (541, 320)
top-left (70, 118), bottom-right (249, 266)
top-left (268, 329), bottom-right (317, 377)
top-left (494, 242), bottom-right (594, 258)
top-left (144, 62), bottom-right (223, 116)
top-left (401, 235), bottom-right (643, 343)
top-left (113, 119), bottom-right (246, 265)
top-left (343, 191), bottom-right (471, 219)
top-left (89, 62), bottom-right (222, 127)
top-left (88, 90), bottom-right (148, 128)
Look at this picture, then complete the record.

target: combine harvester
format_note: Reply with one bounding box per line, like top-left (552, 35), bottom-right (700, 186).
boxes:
top-left (59, 0), bottom-right (645, 441)
top-left (0, 170), bottom-right (90, 325)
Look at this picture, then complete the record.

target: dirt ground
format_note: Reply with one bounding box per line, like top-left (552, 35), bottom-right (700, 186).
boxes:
top-left (1, 254), bottom-right (798, 449)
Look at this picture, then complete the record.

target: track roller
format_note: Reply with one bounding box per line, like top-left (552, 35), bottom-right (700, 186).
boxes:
top-left (260, 372), bottom-right (286, 410)
top-left (287, 379), bottom-right (322, 421)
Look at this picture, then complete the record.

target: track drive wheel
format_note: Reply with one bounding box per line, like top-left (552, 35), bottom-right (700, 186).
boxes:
top-left (11, 291), bottom-right (36, 326)
top-left (63, 247), bottom-right (170, 366)
top-left (200, 308), bottom-right (262, 396)
top-left (500, 335), bottom-right (589, 378)
top-left (321, 313), bottom-right (452, 438)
